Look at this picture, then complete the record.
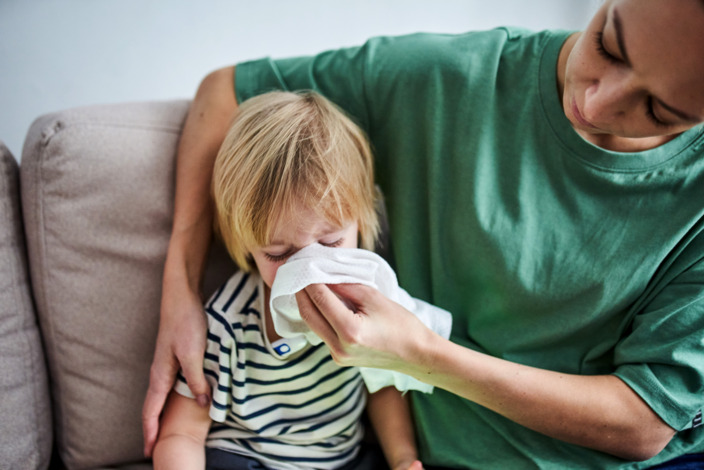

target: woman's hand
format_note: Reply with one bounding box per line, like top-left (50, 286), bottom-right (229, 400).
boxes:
top-left (295, 283), bottom-right (437, 374)
top-left (142, 277), bottom-right (209, 458)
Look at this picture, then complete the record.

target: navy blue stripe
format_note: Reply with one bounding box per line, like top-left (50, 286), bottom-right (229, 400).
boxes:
top-left (222, 272), bottom-right (250, 312)
top-left (207, 331), bottom-right (230, 353)
top-left (228, 423), bottom-right (358, 448)
top-left (237, 350), bottom-right (334, 384)
top-left (226, 379), bottom-right (364, 434)
top-left (205, 351), bottom-right (222, 366)
top-left (205, 281), bottom-right (227, 310)
top-left (205, 327), bottom-right (260, 363)
top-left (211, 354), bottom-right (343, 411)
top-left (233, 323), bottom-right (260, 333)
top-left (215, 364), bottom-right (354, 405)
top-left (206, 331), bottom-right (232, 356)
top-left (209, 423), bottom-right (237, 434)
top-left (292, 383), bottom-right (365, 435)
top-left (239, 288), bottom-right (261, 318)
top-left (226, 373), bottom-right (361, 421)
top-left (205, 320), bottom-right (261, 335)
top-left (206, 309), bottom-right (263, 340)
top-left (322, 416), bottom-right (361, 443)
top-left (207, 309), bottom-right (237, 342)
top-left (235, 342), bottom-right (270, 354)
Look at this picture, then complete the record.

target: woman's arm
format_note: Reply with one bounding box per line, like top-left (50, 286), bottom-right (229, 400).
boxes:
top-left (296, 283), bottom-right (676, 462)
top-left (153, 392), bottom-right (212, 470)
top-left (366, 387), bottom-right (423, 470)
top-left (143, 66), bottom-right (239, 457)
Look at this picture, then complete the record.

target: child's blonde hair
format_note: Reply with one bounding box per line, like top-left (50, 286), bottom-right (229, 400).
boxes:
top-left (212, 90), bottom-right (380, 271)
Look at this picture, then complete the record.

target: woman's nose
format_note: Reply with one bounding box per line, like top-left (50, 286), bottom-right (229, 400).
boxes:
top-left (583, 74), bottom-right (639, 123)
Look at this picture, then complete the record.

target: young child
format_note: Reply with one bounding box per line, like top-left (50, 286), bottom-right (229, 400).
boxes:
top-left (153, 91), bottom-right (423, 470)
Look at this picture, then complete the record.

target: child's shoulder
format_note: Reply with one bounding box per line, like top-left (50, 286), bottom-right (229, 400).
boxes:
top-left (205, 270), bottom-right (263, 319)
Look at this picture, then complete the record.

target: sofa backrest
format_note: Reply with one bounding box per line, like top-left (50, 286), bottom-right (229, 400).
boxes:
top-left (0, 141), bottom-right (53, 469)
top-left (20, 101), bottom-right (237, 469)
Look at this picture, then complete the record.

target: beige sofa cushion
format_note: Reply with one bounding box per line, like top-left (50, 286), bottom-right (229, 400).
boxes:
top-left (20, 101), bottom-right (236, 469)
top-left (0, 141), bottom-right (52, 469)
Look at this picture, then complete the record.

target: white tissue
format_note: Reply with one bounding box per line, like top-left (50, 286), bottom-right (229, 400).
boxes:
top-left (269, 244), bottom-right (452, 394)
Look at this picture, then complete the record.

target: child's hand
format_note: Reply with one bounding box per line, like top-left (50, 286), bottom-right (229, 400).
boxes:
top-left (394, 459), bottom-right (423, 470)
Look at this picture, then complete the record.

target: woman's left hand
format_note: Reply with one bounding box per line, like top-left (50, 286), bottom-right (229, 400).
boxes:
top-left (295, 283), bottom-right (436, 374)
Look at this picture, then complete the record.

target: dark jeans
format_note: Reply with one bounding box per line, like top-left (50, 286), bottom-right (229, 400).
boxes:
top-left (648, 453), bottom-right (704, 469)
top-left (424, 453), bottom-right (704, 470)
top-left (205, 443), bottom-right (388, 470)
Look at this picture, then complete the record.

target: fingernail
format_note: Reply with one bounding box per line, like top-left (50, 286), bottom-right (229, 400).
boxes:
top-left (197, 394), bottom-right (210, 408)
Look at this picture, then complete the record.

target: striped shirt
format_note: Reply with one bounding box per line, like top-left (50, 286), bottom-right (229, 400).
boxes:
top-left (175, 271), bottom-right (366, 470)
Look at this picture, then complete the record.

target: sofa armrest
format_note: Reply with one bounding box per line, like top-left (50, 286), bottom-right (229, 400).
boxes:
top-left (20, 101), bottom-right (236, 469)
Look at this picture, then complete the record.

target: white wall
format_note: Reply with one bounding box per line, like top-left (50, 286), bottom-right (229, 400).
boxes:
top-left (0, 0), bottom-right (596, 160)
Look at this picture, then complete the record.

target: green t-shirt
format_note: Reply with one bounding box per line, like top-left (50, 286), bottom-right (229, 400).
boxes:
top-left (235, 28), bottom-right (704, 468)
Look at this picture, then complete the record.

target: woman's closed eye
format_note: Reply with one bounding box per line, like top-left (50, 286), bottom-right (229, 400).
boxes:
top-left (594, 32), bottom-right (620, 64)
top-left (645, 96), bottom-right (670, 128)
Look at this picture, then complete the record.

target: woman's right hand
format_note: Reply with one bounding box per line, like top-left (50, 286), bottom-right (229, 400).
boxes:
top-left (142, 271), bottom-right (209, 458)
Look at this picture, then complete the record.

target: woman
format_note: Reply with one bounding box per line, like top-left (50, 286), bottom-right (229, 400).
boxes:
top-left (143, 0), bottom-right (704, 467)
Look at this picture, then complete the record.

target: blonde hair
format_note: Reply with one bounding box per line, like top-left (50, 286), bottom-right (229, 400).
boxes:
top-left (212, 91), bottom-right (380, 271)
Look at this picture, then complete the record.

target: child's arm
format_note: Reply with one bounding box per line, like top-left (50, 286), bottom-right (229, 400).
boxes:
top-left (366, 386), bottom-right (423, 470)
top-left (152, 390), bottom-right (212, 470)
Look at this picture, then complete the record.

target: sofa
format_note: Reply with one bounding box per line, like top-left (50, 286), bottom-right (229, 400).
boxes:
top-left (1, 100), bottom-right (239, 469)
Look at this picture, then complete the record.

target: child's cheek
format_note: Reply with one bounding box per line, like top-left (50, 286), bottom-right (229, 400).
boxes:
top-left (260, 264), bottom-right (275, 289)
top-left (262, 262), bottom-right (284, 289)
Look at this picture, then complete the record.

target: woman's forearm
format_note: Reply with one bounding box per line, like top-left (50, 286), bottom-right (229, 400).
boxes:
top-left (403, 331), bottom-right (675, 461)
top-left (167, 65), bottom-right (239, 294)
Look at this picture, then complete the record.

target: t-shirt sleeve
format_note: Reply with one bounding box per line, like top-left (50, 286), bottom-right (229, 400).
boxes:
top-left (173, 307), bottom-right (236, 424)
top-left (234, 31), bottom-right (507, 135)
top-left (613, 233), bottom-right (704, 431)
top-left (235, 44), bottom-right (370, 133)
